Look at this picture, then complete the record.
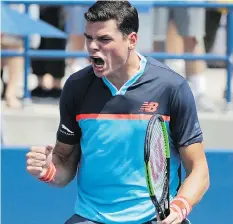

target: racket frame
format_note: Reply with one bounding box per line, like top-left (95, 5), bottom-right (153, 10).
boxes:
top-left (144, 114), bottom-right (170, 221)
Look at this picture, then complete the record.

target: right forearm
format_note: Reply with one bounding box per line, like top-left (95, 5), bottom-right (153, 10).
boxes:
top-left (49, 153), bottom-right (77, 187)
top-left (49, 144), bottom-right (80, 187)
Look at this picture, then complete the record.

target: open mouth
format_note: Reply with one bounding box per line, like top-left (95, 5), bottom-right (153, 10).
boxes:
top-left (89, 56), bottom-right (105, 68)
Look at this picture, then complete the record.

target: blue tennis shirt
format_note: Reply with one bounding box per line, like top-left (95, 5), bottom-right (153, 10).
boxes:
top-left (57, 53), bottom-right (203, 223)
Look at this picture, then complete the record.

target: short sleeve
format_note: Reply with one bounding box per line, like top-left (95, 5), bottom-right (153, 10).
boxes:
top-left (170, 81), bottom-right (203, 148)
top-left (56, 79), bottom-right (81, 145)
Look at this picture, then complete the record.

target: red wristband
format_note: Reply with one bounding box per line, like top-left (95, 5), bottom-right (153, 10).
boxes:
top-left (170, 196), bottom-right (192, 220)
top-left (39, 163), bottom-right (56, 183)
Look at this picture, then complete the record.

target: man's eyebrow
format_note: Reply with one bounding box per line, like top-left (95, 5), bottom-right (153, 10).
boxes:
top-left (84, 33), bottom-right (112, 39)
top-left (84, 33), bottom-right (92, 38)
top-left (98, 35), bottom-right (112, 39)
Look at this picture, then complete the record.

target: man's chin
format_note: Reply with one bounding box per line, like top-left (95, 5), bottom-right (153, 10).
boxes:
top-left (94, 71), bottom-right (106, 78)
top-left (93, 69), bottom-right (109, 78)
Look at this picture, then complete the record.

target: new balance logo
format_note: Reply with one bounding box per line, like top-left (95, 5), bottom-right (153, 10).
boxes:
top-left (139, 102), bottom-right (158, 113)
top-left (61, 124), bottom-right (74, 134)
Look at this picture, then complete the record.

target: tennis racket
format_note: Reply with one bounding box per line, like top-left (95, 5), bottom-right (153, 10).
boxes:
top-left (144, 114), bottom-right (170, 220)
top-left (144, 114), bottom-right (191, 224)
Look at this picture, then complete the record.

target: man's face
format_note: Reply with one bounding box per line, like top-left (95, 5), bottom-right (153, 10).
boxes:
top-left (85, 19), bottom-right (136, 77)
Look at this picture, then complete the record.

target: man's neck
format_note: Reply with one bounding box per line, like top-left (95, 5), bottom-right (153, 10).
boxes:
top-left (107, 51), bottom-right (141, 90)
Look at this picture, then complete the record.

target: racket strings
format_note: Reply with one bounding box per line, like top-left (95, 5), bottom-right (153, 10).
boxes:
top-left (149, 119), bottom-right (167, 204)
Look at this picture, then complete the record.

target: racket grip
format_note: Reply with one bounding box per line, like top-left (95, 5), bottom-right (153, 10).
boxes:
top-left (158, 208), bottom-right (170, 221)
top-left (164, 208), bottom-right (170, 218)
top-left (158, 211), bottom-right (166, 221)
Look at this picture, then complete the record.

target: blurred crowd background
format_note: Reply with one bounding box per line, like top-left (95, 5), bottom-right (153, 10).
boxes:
top-left (1, 0), bottom-right (233, 112)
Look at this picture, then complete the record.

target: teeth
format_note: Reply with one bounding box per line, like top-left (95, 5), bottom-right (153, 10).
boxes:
top-left (95, 64), bottom-right (104, 68)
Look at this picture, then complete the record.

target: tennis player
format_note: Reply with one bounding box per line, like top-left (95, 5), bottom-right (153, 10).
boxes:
top-left (26, 1), bottom-right (209, 224)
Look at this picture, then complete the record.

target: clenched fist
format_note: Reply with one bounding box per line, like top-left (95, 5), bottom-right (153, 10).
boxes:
top-left (26, 145), bottom-right (53, 178)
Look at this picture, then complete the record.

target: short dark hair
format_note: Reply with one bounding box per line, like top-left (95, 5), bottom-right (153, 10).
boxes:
top-left (84, 1), bottom-right (139, 35)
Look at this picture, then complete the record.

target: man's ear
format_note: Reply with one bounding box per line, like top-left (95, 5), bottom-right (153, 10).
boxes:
top-left (128, 32), bottom-right (138, 50)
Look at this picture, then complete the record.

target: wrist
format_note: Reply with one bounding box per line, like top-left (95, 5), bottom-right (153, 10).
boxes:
top-left (39, 163), bottom-right (56, 183)
top-left (170, 196), bottom-right (192, 220)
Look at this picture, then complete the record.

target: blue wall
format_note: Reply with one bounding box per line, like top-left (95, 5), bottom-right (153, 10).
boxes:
top-left (2, 147), bottom-right (233, 224)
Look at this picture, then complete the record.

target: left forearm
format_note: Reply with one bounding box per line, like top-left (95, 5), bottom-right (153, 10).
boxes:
top-left (163, 163), bottom-right (209, 224)
top-left (176, 163), bottom-right (210, 207)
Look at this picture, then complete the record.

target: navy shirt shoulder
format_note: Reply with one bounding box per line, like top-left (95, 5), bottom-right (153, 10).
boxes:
top-left (145, 57), bottom-right (203, 147)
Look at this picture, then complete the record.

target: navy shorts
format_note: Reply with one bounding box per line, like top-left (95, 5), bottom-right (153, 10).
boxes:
top-left (65, 214), bottom-right (158, 224)
top-left (65, 214), bottom-right (191, 224)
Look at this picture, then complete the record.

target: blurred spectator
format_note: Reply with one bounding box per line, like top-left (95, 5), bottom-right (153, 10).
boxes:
top-left (204, 2), bottom-right (226, 69)
top-left (64, 6), bottom-right (90, 75)
top-left (165, 20), bottom-right (185, 72)
top-left (31, 6), bottom-right (66, 98)
top-left (152, 2), bottom-right (215, 112)
top-left (204, 8), bottom-right (222, 54)
top-left (1, 35), bottom-right (23, 108)
top-left (205, 0), bottom-right (233, 98)
top-left (1, 4), bottom-right (40, 108)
